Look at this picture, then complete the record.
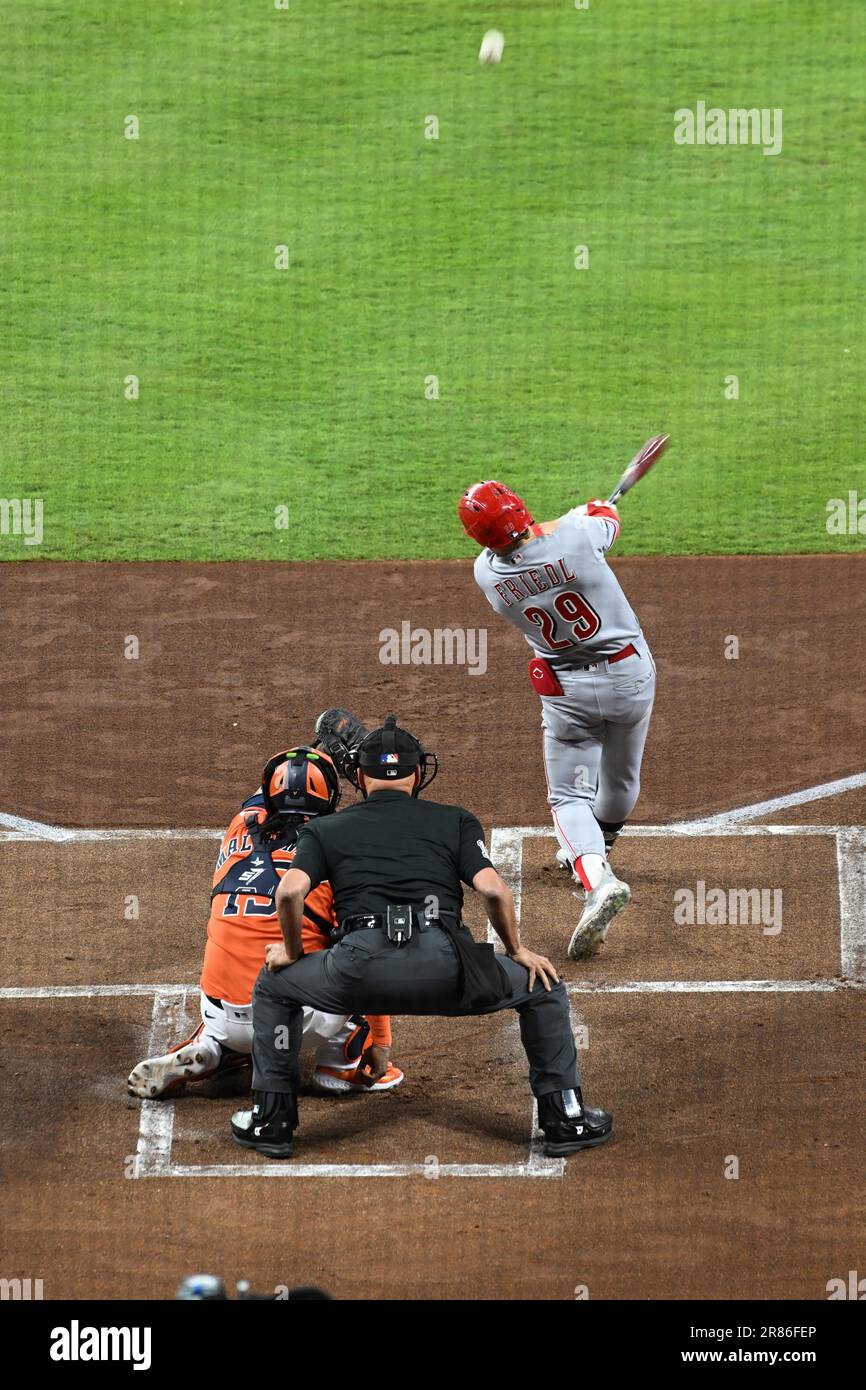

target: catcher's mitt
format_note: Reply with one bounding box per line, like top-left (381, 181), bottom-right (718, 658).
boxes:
top-left (313, 708), bottom-right (369, 780)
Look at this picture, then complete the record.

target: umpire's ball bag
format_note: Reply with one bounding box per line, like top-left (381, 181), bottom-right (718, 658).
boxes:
top-left (438, 920), bottom-right (511, 1010)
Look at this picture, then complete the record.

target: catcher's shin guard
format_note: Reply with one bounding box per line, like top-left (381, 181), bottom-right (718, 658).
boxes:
top-left (342, 1015), bottom-right (370, 1064)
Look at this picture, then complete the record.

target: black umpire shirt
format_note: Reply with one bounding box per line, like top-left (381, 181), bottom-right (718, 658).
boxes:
top-left (291, 790), bottom-right (495, 921)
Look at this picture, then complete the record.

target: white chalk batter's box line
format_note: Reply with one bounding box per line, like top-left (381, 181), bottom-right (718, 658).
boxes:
top-left (490, 824), bottom-right (866, 983)
top-left (1, 817), bottom-right (864, 1180)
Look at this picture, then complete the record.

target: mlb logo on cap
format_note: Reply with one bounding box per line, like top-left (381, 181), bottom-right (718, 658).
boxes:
top-left (380, 752), bottom-right (399, 764)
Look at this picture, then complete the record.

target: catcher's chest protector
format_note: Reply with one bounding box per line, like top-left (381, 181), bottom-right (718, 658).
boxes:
top-left (211, 816), bottom-right (295, 901)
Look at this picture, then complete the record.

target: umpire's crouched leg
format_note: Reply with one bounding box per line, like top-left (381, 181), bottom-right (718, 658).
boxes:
top-left (496, 961), bottom-right (614, 1156)
top-left (230, 962), bottom-right (315, 1159)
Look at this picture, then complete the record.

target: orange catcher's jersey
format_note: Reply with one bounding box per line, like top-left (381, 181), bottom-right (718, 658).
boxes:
top-left (199, 807), bottom-right (391, 1045)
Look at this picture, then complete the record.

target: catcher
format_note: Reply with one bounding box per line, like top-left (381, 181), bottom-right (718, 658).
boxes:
top-left (127, 711), bottom-right (403, 1099)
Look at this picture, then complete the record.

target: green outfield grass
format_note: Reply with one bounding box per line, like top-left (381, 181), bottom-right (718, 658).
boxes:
top-left (2, 0), bottom-right (864, 560)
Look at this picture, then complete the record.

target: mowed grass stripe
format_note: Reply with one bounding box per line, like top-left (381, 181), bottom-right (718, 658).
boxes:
top-left (1, 0), bottom-right (863, 559)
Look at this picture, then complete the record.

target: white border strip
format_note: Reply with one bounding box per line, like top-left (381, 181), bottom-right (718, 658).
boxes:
top-left (136, 989), bottom-right (185, 1178)
top-left (565, 979), bottom-right (859, 994)
top-left (2, 977), bottom-right (860, 1003)
top-left (837, 829), bottom-right (866, 980)
top-left (3, 762), bottom-right (864, 844)
top-left (672, 772), bottom-right (866, 832)
top-left (0, 813), bottom-right (220, 843)
top-left (0, 983), bottom-right (190, 999)
top-left (159, 1160), bottom-right (559, 1179)
top-left (0, 820), bottom-right (854, 847)
top-left (490, 824), bottom-right (866, 986)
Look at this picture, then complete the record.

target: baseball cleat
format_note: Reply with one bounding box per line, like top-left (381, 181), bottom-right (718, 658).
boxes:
top-left (567, 863), bottom-right (631, 960)
top-left (312, 1062), bottom-right (404, 1093)
top-left (555, 846), bottom-right (572, 872)
top-left (127, 1033), bottom-right (247, 1100)
top-left (538, 1089), bottom-right (613, 1156)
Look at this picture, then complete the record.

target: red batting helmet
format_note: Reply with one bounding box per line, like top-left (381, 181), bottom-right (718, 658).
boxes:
top-left (457, 481), bottom-right (534, 549)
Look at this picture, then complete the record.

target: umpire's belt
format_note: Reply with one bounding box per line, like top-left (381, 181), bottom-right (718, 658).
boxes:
top-left (342, 909), bottom-right (460, 935)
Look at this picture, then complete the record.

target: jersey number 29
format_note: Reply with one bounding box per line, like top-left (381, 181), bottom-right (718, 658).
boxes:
top-left (524, 589), bottom-right (601, 649)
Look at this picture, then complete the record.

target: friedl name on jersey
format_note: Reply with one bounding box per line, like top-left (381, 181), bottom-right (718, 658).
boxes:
top-left (493, 557), bottom-right (575, 607)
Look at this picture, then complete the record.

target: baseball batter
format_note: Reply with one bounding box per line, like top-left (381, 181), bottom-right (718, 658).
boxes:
top-left (459, 481), bottom-right (655, 958)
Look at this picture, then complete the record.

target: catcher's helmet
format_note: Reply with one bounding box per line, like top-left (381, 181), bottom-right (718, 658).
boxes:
top-left (458, 480), bottom-right (534, 549)
top-left (261, 747), bottom-right (341, 820)
top-left (348, 714), bottom-right (438, 798)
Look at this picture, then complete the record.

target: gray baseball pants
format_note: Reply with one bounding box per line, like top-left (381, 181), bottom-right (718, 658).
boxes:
top-left (541, 645), bottom-right (656, 863)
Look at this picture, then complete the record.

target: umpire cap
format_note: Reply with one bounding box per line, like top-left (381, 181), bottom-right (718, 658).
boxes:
top-left (353, 714), bottom-right (438, 794)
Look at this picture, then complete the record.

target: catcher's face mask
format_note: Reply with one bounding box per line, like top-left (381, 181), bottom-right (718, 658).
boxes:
top-left (347, 714), bottom-right (438, 798)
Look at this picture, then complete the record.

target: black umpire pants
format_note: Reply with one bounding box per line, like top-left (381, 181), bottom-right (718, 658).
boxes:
top-left (251, 924), bottom-right (580, 1098)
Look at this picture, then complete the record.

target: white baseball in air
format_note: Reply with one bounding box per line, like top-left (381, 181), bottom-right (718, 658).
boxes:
top-left (478, 30), bottom-right (505, 64)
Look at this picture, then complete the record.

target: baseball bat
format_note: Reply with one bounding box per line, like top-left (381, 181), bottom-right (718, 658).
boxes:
top-left (606, 434), bottom-right (670, 505)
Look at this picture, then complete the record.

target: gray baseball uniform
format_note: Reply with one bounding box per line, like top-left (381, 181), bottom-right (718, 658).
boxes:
top-left (473, 504), bottom-right (655, 866)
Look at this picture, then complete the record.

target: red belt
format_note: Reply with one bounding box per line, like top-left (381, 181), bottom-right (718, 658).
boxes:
top-left (571, 642), bottom-right (639, 672)
top-left (528, 643), bottom-right (639, 696)
top-left (607, 642), bottom-right (638, 666)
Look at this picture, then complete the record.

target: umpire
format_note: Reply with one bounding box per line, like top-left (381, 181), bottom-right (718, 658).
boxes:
top-left (231, 715), bottom-right (612, 1160)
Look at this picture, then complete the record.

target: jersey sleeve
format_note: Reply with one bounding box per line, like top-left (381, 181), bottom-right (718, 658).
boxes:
top-left (583, 499), bottom-right (621, 552)
top-left (291, 823), bottom-right (328, 889)
top-left (457, 811), bottom-right (495, 885)
top-left (473, 552), bottom-right (499, 609)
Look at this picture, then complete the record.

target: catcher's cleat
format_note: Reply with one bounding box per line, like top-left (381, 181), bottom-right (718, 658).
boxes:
top-left (127, 1027), bottom-right (248, 1100)
top-left (538, 1088), bottom-right (613, 1156)
top-left (312, 1061), bottom-right (404, 1093)
top-left (567, 863), bottom-right (631, 960)
top-left (231, 1091), bottom-right (296, 1159)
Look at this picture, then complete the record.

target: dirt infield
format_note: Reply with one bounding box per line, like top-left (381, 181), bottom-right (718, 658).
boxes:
top-left (3, 555), bottom-right (865, 828)
top-left (1, 556), bottom-right (864, 1300)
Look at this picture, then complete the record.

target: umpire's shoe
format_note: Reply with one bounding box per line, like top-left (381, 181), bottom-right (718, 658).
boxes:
top-left (231, 1090), bottom-right (297, 1159)
top-left (538, 1088), bottom-right (613, 1156)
